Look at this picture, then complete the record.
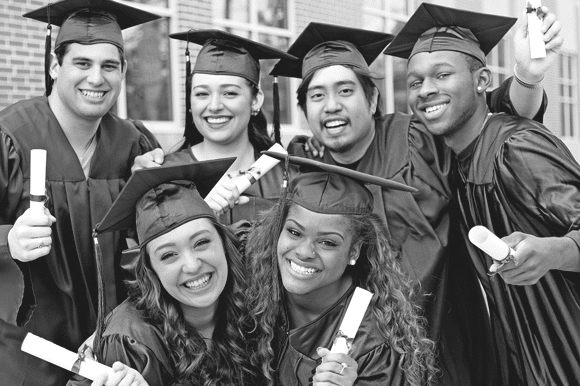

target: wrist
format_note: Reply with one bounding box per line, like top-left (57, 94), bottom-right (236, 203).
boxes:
top-left (556, 236), bottom-right (580, 271)
top-left (514, 63), bottom-right (544, 89)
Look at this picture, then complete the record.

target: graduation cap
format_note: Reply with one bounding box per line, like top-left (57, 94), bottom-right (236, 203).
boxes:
top-left (262, 151), bottom-right (417, 215)
top-left (95, 157), bottom-right (234, 249)
top-left (270, 22), bottom-right (394, 79)
top-left (169, 29), bottom-right (297, 145)
top-left (23, 0), bottom-right (161, 95)
top-left (383, 2), bottom-right (517, 64)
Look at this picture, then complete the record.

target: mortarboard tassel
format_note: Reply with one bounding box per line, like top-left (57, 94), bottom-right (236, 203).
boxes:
top-left (273, 76), bottom-right (281, 144)
top-left (44, 6), bottom-right (52, 96)
top-left (184, 35), bottom-right (195, 147)
top-left (92, 230), bottom-right (105, 361)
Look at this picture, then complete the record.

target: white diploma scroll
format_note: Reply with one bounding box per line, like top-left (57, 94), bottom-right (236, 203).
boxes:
top-left (330, 287), bottom-right (374, 354)
top-left (29, 149), bottom-right (47, 214)
top-left (526, 0), bottom-right (546, 59)
top-left (233, 143), bottom-right (287, 193)
top-left (21, 333), bottom-right (113, 381)
top-left (468, 226), bottom-right (515, 262)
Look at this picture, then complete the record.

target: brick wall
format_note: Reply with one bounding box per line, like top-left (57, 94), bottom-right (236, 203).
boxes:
top-left (0, 1), bottom-right (50, 110)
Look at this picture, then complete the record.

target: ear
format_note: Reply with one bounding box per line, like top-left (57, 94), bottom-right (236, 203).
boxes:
top-left (349, 241), bottom-right (362, 264)
top-left (475, 67), bottom-right (492, 93)
top-left (48, 53), bottom-right (60, 82)
top-left (369, 86), bottom-right (379, 115)
top-left (121, 59), bottom-right (128, 78)
top-left (252, 88), bottom-right (265, 110)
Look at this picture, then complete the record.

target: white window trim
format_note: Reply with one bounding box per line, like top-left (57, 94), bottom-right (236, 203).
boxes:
top-left (557, 52), bottom-right (579, 140)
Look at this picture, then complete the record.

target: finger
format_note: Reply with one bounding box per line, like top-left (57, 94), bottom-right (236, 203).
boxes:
top-left (91, 373), bottom-right (107, 386)
top-left (237, 196), bottom-right (250, 206)
top-left (150, 148), bottom-right (165, 164)
top-left (500, 232), bottom-right (526, 248)
top-left (545, 35), bottom-right (563, 51)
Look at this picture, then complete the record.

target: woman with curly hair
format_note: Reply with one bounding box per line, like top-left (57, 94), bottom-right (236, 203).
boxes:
top-left (68, 161), bottom-right (257, 386)
top-left (245, 159), bottom-right (438, 386)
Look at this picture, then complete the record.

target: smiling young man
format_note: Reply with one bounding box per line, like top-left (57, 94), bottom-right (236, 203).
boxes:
top-left (271, 15), bottom-right (562, 386)
top-left (386, 3), bottom-right (580, 385)
top-left (0, 1), bottom-right (160, 385)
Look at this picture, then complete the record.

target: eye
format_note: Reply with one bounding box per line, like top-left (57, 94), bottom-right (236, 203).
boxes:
top-left (194, 238), bottom-right (211, 250)
top-left (160, 251), bottom-right (178, 261)
top-left (103, 63), bottom-right (120, 72)
top-left (74, 61), bottom-right (91, 69)
top-left (408, 80), bottom-right (422, 89)
top-left (224, 90), bottom-right (239, 97)
top-left (309, 92), bottom-right (324, 102)
top-left (437, 73), bottom-right (450, 80)
top-left (338, 88), bottom-right (353, 96)
top-left (320, 239), bottom-right (338, 248)
top-left (285, 227), bottom-right (301, 238)
top-left (193, 91), bottom-right (209, 97)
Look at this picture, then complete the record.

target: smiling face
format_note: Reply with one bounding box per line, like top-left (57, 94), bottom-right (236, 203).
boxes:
top-left (303, 65), bottom-right (377, 155)
top-left (190, 73), bottom-right (263, 146)
top-left (406, 51), bottom-right (483, 143)
top-left (146, 218), bottom-right (228, 317)
top-left (277, 204), bottom-right (359, 301)
top-left (50, 42), bottom-right (125, 122)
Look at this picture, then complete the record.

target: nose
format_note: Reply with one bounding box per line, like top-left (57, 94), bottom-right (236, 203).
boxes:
top-left (181, 253), bottom-right (202, 274)
top-left (295, 239), bottom-right (316, 260)
top-left (323, 93), bottom-right (342, 113)
top-left (86, 65), bottom-right (105, 86)
top-left (418, 77), bottom-right (438, 99)
top-left (208, 93), bottom-right (223, 112)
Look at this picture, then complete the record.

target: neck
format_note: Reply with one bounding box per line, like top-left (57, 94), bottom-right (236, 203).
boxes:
top-left (48, 93), bottom-right (100, 154)
top-left (286, 275), bottom-right (352, 329)
top-left (192, 136), bottom-right (256, 172)
top-left (182, 302), bottom-right (217, 341)
top-left (328, 120), bottom-right (376, 165)
top-left (445, 100), bottom-right (490, 154)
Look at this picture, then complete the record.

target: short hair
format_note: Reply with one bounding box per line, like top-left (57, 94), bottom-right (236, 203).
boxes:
top-left (296, 64), bottom-right (383, 118)
top-left (463, 53), bottom-right (485, 73)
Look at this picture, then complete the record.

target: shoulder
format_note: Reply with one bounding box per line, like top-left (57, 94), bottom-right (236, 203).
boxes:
top-left (0, 97), bottom-right (49, 131)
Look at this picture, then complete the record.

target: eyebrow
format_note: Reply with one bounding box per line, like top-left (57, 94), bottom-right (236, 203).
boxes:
top-left (151, 229), bottom-right (212, 255)
top-left (285, 218), bottom-right (346, 241)
top-left (307, 79), bottom-right (356, 93)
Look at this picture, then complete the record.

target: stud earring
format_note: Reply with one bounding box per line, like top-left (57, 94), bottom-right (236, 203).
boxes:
top-left (251, 108), bottom-right (260, 116)
top-left (477, 86), bottom-right (482, 92)
top-left (349, 258), bottom-right (356, 266)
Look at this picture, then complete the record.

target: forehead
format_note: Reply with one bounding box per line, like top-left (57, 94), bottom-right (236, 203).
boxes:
top-left (309, 65), bottom-right (360, 88)
top-left (63, 42), bottom-right (122, 61)
top-left (146, 217), bottom-right (217, 252)
top-left (407, 50), bottom-right (467, 74)
top-left (191, 73), bottom-right (251, 88)
top-left (287, 204), bottom-right (351, 233)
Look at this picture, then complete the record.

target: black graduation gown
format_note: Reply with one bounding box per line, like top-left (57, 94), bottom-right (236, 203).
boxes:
top-left (286, 77), bottom-right (545, 386)
top-left (276, 284), bottom-right (405, 386)
top-left (0, 97), bottom-right (158, 386)
top-left (165, 147), bottom-right (284, 225)
top-left (66, 300), bottom-right (175, 386)
top-left (453, 113), bottom-right (580, 386)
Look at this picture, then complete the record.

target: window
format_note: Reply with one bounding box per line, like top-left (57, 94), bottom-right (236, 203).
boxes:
top-left (362, 0), bottom-right (417, 114)
top-left (486, 38), bottom-right (511, 89)
top-left (213, 0), bottom-right (295, 130)
top-left (115, 0), bottom-right (179, 150)
top-left (558, 53), bottom-right (578, 138)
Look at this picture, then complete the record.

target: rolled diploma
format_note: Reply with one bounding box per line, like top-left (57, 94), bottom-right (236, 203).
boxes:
top-left (21, 333), bottom-right (113, 381)
top-left (30, 149), bottom-right (46, 214)
top-left (468, 226), bottom-right (515, 262)
top-left (527, 0), bottom-right (546, 59)
top-left (330, 287), bottom-right (373, 354)
top-left (233, 143), bottom-right (287, 193)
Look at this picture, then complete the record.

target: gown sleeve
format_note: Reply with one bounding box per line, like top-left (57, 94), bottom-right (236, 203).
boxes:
top-left (66, 334), bottom-right (174, 386)
top-left (0, 130), bottom-right (32, 326)
top-left (355, 343), bottom-right (405, 386)
top-left (495, 126), bottom-right (580, 264)
top-left (486, 76), bottom-right (547, 123)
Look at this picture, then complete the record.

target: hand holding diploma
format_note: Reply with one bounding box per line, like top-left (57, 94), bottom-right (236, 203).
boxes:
top-left (7, 150), bottom-right (55, 262)
top-left (314, 347), bottom-right (358, 386)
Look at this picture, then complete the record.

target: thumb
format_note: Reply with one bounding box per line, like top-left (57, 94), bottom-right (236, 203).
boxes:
top-left (501, 231), bottom-right (526, 248)
top-left (236, 196), bottom-right (250, 206)
top-left (316, 346), bottom-right (331, 360)
top-left (151, 148), bottom-right (165, 164)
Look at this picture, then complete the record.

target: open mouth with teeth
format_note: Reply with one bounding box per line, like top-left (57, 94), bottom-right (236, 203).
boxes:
top-left (182, 273), bottom-right (212, 290)
top-left (288, 259), bottom-right (321, 276)
top-left (205, 116), bottom-right (231, 125)
top-left (424, 103), bottom-right (448, 114)
top-left (324, 119), bottom-right (348, 130)
top-left (81, 90), bottom-right (106, 99)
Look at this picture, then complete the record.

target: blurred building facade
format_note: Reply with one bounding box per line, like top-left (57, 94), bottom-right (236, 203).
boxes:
top-left (1, 0), bottom-right (580, 158)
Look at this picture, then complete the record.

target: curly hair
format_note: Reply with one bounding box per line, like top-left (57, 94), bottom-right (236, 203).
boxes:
top-left (126, 219), bottom-right (257, 386)
top-left (245, 199), bottom-right (438, 386)
top-left (180, 78), bottom-right (274, 153)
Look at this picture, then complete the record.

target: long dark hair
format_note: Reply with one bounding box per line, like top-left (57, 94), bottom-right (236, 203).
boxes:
top-left (245, 199), bottom-right (438, 386)
top-left (126, 218), bottom-right (256, 385)
top-left (180, 76), bottom-right (274, 153)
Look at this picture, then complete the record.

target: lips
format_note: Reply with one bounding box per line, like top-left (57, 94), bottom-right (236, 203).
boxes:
top-left (205, 116), bottom-right (231, 125)
top-left (182, 273), bottom-right (212, 290)
top-left (424, 103), bottom-right (448, 114)
top-left (288, 259), bottom-right (321, 276)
